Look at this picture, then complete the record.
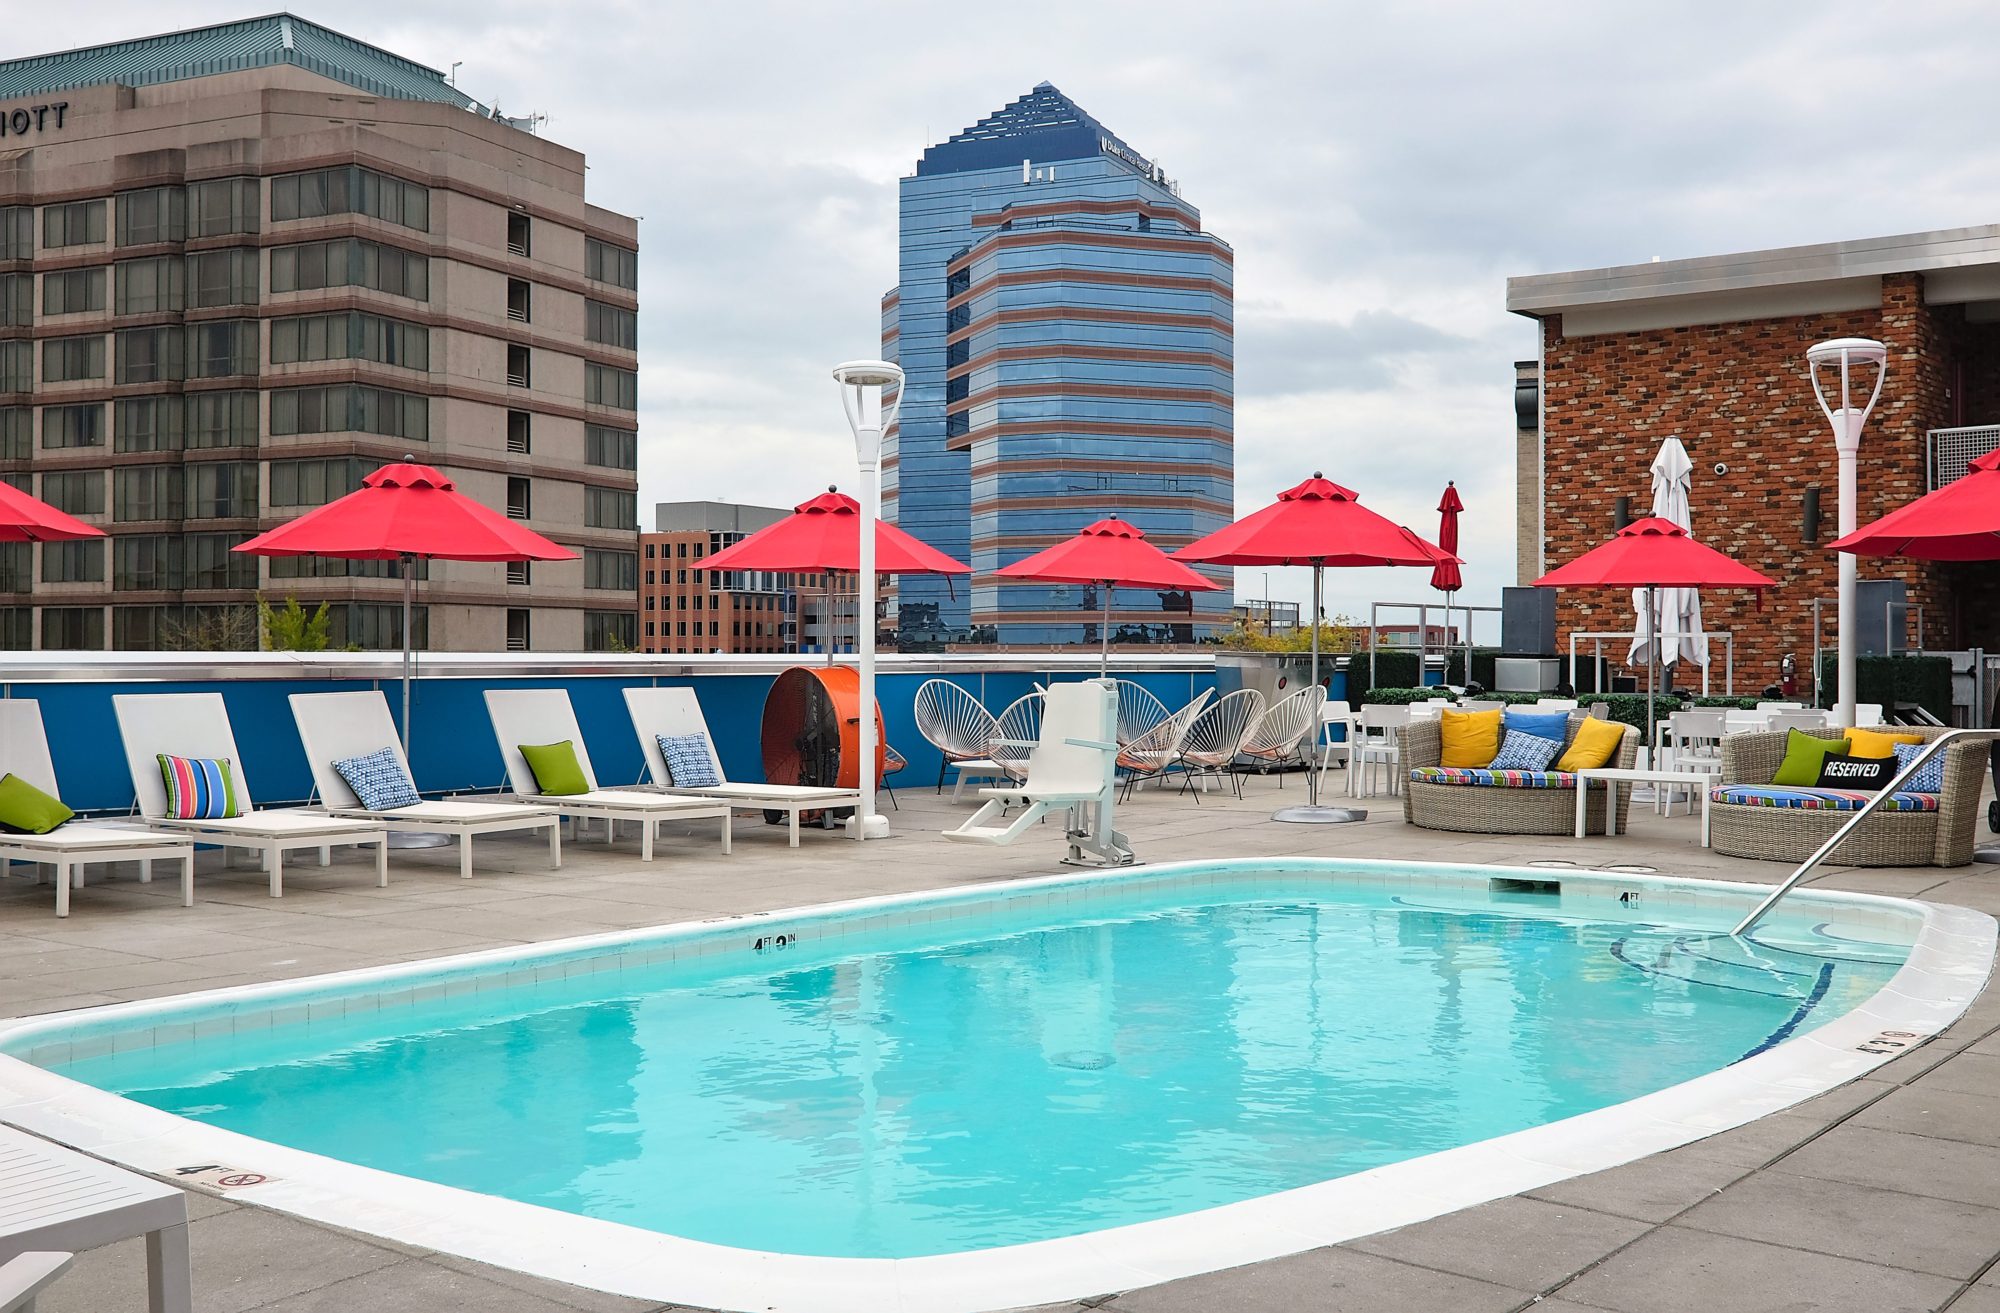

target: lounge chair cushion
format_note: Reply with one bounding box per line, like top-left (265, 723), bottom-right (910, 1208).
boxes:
top-left (1439, 708), bottom-right (1504, 768)
top-left (1892, 741), bottom-right (1946, 793)
top-left (0, 772), bottom-right (73, 834)
top-left (1489, 729), bottom-right (1561, 772)
top-left (333, 747), bottom-right (420, 811)
top-left (1771, 729), bottom-right (1846, 786)
top-left (519, 740), bottom-right (588, 796)
top-left (1846, 727), bottom-right (1925, 759)
top-left (1709, 785), bottom-right (1939, 813)
top-left (158, 754), bottom-right (240, 819)
top-left (655, 732), bottom-right (721, 788)
top-left (1554, 716), bottom-right (1624, 772)
top-left (1410, 766), bottom-right (1576, 790)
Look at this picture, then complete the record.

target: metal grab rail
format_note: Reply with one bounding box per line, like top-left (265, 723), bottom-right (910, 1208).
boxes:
top-left (1732, 727), bottom-right (2000, 937)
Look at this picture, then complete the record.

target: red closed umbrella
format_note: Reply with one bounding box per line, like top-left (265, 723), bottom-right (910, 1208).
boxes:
top-left (702, 488), bottom-right (969, 577)
top-left (994, 516), bottom-right (1222, 674)
top-left (0, 480), bottom-right (103, 543)
top-left (1832, 448), bottom-right (2000, 561)
top-left (1431, 482), bottom-right (1464, 594)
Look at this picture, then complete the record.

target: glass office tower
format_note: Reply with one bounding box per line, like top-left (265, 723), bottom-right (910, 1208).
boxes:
top-left (883, 83), bottom-right (1233, 647)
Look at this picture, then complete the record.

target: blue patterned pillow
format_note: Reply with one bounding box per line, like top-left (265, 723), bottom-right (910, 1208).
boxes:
top-left (333, 747), bottom-right (420, 810)
top-left (1891, 741), bottom-right (1945, 794)
top-left (656, 732), bottom-right (721, 788)
top-left (1489, 729), bottom-right (1561, 772)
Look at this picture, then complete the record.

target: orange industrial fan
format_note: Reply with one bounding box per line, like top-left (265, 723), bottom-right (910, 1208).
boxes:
top-left (761, 667), bottom-right (887, 822)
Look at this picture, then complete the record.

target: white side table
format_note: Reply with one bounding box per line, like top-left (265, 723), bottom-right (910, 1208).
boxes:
top-left (1574, 766), bottom-right (1719, 838)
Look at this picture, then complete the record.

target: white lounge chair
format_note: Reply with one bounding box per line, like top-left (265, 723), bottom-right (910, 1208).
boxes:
top-left (0, 1123), bottom-right (191, 1313)
top-left (1, 1251), bottom-right (72, 1313)
top-left (622, 687), bottom-right (861, 846)
top-left (291, 691), bottom-right (561, 879)
top-left (0, 700), bottom-right (195, 918)
top-left (945, 679), bottom-right (1131, 866)
top-left (484, 689), bottom-right (733, 860)
top-left (112, 693), bottom-right (387, 897)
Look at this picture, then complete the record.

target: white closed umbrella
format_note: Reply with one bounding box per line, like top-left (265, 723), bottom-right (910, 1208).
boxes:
top-left (1630, 437), bottom-right (1709, 674)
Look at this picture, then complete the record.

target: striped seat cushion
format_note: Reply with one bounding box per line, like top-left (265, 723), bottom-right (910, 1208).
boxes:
top-left (1410, 766), bottom-right (1576, 790)
top-left (1709, 785), bottom-right (1940, 813)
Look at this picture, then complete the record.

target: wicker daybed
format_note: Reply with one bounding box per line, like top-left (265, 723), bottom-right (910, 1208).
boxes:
top-left (1707, 726), bottom-right (1986, 867)
top-left (1399, 717), bottom-right (1640, 836)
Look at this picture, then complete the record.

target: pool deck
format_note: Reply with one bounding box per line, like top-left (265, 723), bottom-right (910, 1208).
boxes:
top-left (4, 773), bottom-right (1999, 1313)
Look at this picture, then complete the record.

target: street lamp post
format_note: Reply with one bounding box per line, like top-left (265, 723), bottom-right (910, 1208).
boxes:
top-left (833, 359), bottom-right (904, 840)
top-left (1806, 337), bottom-right (1887, 730)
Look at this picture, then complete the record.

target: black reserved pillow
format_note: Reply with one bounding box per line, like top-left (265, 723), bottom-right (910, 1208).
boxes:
top-left (1816, 753), bottom-right (1893, 790)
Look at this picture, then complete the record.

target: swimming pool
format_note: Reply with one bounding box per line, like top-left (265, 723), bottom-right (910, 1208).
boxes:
top-left (0, 859), bottom-right (1989, 1312)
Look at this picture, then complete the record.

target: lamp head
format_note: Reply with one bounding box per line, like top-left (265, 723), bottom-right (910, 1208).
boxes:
top-left (1805, 337), bottom-right (1887, 451)
top-left (832, 359), bottom-right (904, 464)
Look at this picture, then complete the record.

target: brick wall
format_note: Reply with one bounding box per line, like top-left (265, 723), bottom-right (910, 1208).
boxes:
top-left (1538, 272), bottom-right (1996, 697)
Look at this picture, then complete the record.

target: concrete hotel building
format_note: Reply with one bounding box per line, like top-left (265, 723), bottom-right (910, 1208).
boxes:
top-left (0, 15), bottom-right (641, 651)
top-left (882, 83), bottom-right (1233, 647)
top-left (1509, 225), bottom-right (2000, 691)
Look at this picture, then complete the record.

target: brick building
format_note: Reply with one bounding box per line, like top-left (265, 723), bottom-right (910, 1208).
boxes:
top-left (1509, 226), bottom-right (2000, 695)
top-left (640, 501), bottom-right (849, 655)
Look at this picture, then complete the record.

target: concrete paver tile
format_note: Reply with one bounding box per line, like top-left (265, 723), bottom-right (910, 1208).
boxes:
top-left (1108, 1246), bottom-right (1532, 1313)
top-left (1851, 1083), bottom-right (2000, 1149)
top-left (1556, 1227), bottom-right (1959, 1313)
top-left (1675, 1166), bottom-right (2000, 1278)
top-left (1343, 1195), bottom-right (1652, 1290)
top-left (1526, 1145), bottom-right (1755, 1223)
top-left (1778, 1125), bottom-right (2000, 1208)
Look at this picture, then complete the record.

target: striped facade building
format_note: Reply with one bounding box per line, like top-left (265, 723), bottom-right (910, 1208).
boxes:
top-left (882, 84), bottom-right (1233, 647)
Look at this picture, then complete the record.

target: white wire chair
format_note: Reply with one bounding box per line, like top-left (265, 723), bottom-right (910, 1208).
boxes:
top-left (1113, 679), bottom-right (1171, 748)
top-left (913, 678), bottom-right (999, 793)
top-left (1116, 689), bottom-right (1214, 798)
top-left (988, 690), bottom-right (1047, 784)
top-left (1177, 689), bottom-right (1267, 800)
top-left (1238, 685), bottom-right (1326, 784)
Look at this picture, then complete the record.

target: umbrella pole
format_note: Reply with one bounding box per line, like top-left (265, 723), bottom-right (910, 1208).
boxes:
top-left (1646, 584), bottom-right (1657, 761)
top-left (1274, 560), bottom-right (1365, 825)
top-left (1100, 582), bottom-right (1111, 679)
top-left (400, 553), bottom-right (414, 756)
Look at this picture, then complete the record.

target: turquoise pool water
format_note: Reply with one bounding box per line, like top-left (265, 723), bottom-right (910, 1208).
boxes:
top-left (44, 879), bottom-right (1905, 1258)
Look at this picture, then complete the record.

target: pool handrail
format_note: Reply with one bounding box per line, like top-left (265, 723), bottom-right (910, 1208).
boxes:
top-left (1731, 727), bottom-right (2000, 938)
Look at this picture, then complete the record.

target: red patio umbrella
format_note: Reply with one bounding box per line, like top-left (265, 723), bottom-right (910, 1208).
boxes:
top-left (236, 460), bottom-right (577, 750)
top-left (702, 488), bottom-right (969, 578)
top-left (1430, 482), bottom-right (1464, 595)
top-left (1534, 517), bottom-right (1775, 734)
top-left (0, 480), bottom-right (103, 543)
top-left (994, 515), bottom-right (1222, 675)
top-left (1831, 448), bottom-right (2000, 561)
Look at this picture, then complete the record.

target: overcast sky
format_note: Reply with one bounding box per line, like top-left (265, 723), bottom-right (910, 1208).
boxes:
top-left (23, 3), bottom-right (2000, 625)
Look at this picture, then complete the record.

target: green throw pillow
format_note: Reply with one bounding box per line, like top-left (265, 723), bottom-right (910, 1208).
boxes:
top-left (519, 740), bottom-right (588, 796)
top-left (0, 772), bottom-right (74, 834)
top-left (1771, 729), bottom-right (1848, 787)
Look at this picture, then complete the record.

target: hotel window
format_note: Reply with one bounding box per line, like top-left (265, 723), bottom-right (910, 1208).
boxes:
top-left (186, 462), bottom-right (258, 519)
top-left (115, 256), bottom-right (185, 314)
top-left (0, 608), bottom-right (25, 648)
top-left (270, 238), bottom-right (427, 299)
top-left (507, 560), bottom-right (530, 586)
top-left (115, 397), bottom-right (185, 452)
top-left (585, 363), bottom-right (637, 409)
top-left (0, 408), bottom-right (27, 459)
top-left (584, 611), bottom-right (637, 652)
top-left (40, 403), bottom-right (104, 450)
top-left (41, 267), bottom-right (104, 315)
top-left (270, 384), bottom-right (426, 441)
top-left (42, 200), bottom-right (105, 249)
top-left (507, 212), bottom-right (531, 257)
top-left (507, 278), bottom-right (531, 323)
top-left (186, 391), bottom-right (258, 448)
top-left (0, 208), bottom-right (31, 261)
top-left (506, 409), bottom-right (530, 454)
top-left (42, 334), bottom-right (105, 383)
top-left (268, 555), bottom-right (420, 581)
top-left (116, 187), bottom-right (186, 247)
top-left (41, 607), bottom-right (103, 650)
top-left (114, 467), bottom-right (183, 521)
top-left (187, 177), bottom-right (259, 237)
top-left (506, 608), bottom-right (529, 651)
top-left (585, 300), bottom-right (636, 349)
top-left (0, 274), bottom-right (28, 326)
top-left (506, 344), bottom-right (531, 388)
top-left (506, 476), bottom-right (531, 520)
top-left (585, 238), bottom-right (637, 289)
top-left (186, 248), bottom-right (259, 307)
top-left (188, 320), bottom-right (259, 378)
top-left (114, 327), bottom-right (182, 385)
top-left (40, 470), bottom-right (103, 516)
top-left (584, 424), bottom-right (637, 469)
top-left (114, 535), bottom-right (179, 590)
top-left (332, 602), bottom-right (427, 651)
top-left (270, 311), bottom-right (428, 370)
top-left (271, 166), bottom-right (428, 231)
top-left (0, 542), bottom-right (28, 591)
top-left (0, 342), bottom-right (28, 393)
top-left (584, 548), bottom-right (637, 591)
top-left (269, 456), bottom-right (363, 507)
top-left (585, 486), bottom-right (635, 530)
top-left (112, 606), bottom-right (169, 649)
top-left (186, 532), bottom-right (256, 589)
top-left (41, 539), bottom-right (104, 584)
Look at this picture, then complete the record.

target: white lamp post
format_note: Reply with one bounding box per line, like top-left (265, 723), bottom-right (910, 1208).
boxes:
top-left (1807, 337), bottom-right (1887, 730)
top-left (833, 359), bottom-right (903, 840)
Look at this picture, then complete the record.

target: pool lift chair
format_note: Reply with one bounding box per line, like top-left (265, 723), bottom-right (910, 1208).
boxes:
top-left (944, 679), bottom-right (1134, 867)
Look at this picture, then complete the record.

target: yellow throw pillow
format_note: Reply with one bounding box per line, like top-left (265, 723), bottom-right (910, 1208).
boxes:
top-left (1556, 716), bottom-right (1625, 772)
top-left (1845, 728), bottom-right (1925, 760)
top-left (1439, 707), bottom-right (1505, 769)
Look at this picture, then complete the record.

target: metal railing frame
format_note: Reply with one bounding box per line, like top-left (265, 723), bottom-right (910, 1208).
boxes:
top-left (1732, 727), bottom-right (2000, 937)
top-left (1367, 600), bottom-right (1501, 689)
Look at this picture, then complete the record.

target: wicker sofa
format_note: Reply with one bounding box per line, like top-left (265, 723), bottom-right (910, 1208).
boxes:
top-left (1708, 726), bottom-right (1986, 866)
top-left (1399, 717), bottom-right (1640, 835)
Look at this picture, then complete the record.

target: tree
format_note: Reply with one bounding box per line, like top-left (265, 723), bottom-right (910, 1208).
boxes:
top-left (260, 597), bottom-right (334, 651)
top-left (1211, 614), bottom-right (1365, 653)
top-left (161, 606), bottom-right (259, 652)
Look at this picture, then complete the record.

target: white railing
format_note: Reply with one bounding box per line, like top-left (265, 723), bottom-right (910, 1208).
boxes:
top-left (1567, 630), bottom-right (1735, 696)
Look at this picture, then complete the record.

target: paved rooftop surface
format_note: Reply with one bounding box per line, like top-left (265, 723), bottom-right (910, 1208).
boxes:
top-left (3, 771), bottom-right (1998, 1313)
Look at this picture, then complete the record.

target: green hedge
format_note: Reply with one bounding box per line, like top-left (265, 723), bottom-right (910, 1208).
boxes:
top-left (1813, 654), bottom-right (1953, 721)
top-left (1346, 650), bottom-right (1423, 707)
top-left (1688, 695), bottom-right (1762, 710)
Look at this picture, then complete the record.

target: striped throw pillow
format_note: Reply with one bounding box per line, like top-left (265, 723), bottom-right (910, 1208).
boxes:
top-left (158, 754), bottom-right (240, 819)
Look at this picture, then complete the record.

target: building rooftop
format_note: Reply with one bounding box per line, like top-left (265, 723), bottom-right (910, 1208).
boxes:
top-left (0, 11), bottom-right (489, 114)
top-left (917, 80), bottom-right (1156, 178)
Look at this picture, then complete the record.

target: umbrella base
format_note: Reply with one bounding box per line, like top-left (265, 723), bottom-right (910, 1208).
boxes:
top-left (1976, 846), bottom-right (2000, 866)
top-left (1272, 805), bottom-right (1369, 825)
top-left (842, 813), bottom-right (892, 840)
top-left (387, 832), bottom-right (453, 850)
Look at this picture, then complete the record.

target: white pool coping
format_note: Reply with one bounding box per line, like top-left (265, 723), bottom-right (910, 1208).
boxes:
top-left (0, 857), bottom-right (1990, 1313)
